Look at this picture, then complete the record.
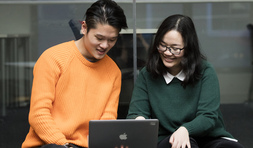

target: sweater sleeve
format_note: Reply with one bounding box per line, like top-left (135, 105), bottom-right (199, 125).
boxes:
top-left (127, 68), bottom-right (151, 119)
top-left (100, 67), bottom-right (121, 120)
top-left (28, 50), bottom-right (67, 145)
top-left (182, 64), bottom-right (220, 136)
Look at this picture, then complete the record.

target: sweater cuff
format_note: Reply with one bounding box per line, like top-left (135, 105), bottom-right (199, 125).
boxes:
top-left (182, 123), bottom-right (195, 136)
top-left (55, 137), bottom-right (68, 145)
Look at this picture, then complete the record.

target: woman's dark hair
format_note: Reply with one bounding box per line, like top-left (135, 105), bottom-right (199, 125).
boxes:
top-left (146, 14), bottom-right (206, 87)
top-left (84, 0), bottom-right (128, 33)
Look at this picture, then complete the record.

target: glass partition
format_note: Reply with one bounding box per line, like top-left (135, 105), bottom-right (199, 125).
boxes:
top-left (0, 0), bottom-right (252, 114)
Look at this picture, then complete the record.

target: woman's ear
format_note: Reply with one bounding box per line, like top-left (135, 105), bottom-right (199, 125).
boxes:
top-left (81, 21), bottom-right (87, 35)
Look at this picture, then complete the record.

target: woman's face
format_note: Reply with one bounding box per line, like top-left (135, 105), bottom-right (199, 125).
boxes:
top-left (158, 30), bottom-right (184, 75)
top-left (81, 22), bottom-right (119, 62)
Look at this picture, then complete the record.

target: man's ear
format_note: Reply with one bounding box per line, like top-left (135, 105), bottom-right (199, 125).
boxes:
top-left (81, 21), bottom-right (87, 35)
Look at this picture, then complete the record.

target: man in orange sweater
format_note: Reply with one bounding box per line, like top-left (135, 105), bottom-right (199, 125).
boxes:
top-left (22, 0), bottom-right (128, 147)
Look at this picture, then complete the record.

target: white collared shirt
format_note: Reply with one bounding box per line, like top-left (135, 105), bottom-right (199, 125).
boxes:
top-left (163, 70), bottom-right (186, 84)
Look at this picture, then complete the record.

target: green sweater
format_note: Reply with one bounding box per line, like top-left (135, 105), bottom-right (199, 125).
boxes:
top-left (127, 61), bottom-right (233, 143)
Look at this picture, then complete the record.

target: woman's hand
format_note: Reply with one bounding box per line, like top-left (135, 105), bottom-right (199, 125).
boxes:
top-left (135, 116), bottom-right (145, 120)
top-left (169, 126), bottom-right (191, 148)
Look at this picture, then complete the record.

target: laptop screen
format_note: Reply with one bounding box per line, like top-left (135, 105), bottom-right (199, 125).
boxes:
top-left (89, 119), bottom-right (159, 148)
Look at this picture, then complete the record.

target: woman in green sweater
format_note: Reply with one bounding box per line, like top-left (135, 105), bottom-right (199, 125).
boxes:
top-left (127, 14), bottom-right (244, 148)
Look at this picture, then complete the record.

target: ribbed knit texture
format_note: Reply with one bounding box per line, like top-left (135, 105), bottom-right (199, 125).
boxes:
top-left (22, 41), bottom-right (121, 148)
top-left (127, 61), bottom-right (233, 143)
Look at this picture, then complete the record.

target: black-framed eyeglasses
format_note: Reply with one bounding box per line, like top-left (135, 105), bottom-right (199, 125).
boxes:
top-left (157, 43), bottom-right (184, 55)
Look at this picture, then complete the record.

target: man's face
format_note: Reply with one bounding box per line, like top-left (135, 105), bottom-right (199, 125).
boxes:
top-left (81, 22), bottom-right (119, 62)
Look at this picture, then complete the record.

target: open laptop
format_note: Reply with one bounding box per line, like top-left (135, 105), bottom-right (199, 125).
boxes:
top-left (88, 119), bottom-right (159, 148)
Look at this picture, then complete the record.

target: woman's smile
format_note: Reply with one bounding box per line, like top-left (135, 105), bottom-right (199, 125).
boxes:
top-left (163, 55), bottom-right (176, 63)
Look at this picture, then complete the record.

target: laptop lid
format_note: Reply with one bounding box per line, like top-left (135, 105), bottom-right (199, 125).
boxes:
top-left (89, 119), bottom-right (159, 148)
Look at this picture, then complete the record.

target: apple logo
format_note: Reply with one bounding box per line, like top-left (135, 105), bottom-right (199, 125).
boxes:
top-left (119, 133), bottom-right (127, 140)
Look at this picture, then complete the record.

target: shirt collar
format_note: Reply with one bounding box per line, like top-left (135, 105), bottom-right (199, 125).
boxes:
top-left (163, 70), bottom-right (185, 84)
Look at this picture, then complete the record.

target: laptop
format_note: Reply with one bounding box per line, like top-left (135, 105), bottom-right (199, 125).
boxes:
top-left (88, 119), bottom-right (159, 148)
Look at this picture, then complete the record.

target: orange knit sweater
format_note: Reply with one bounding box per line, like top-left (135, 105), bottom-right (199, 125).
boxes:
top-left (22, 41), bottom-right (121, 148)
